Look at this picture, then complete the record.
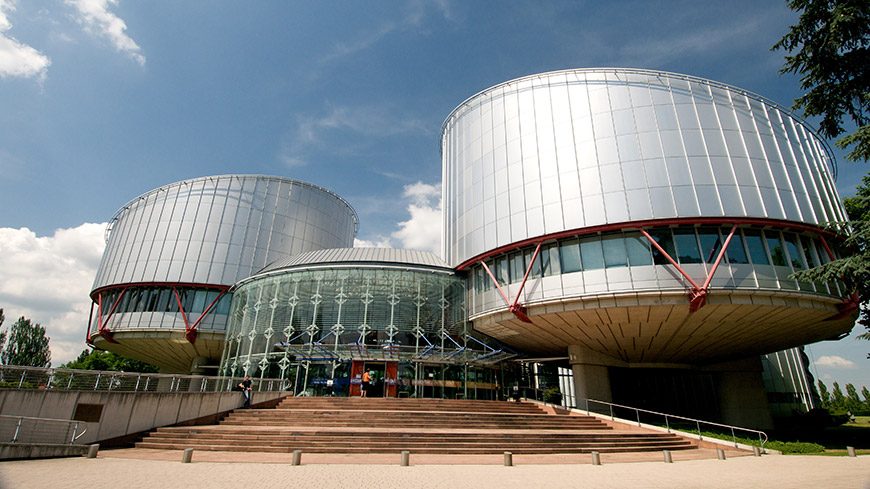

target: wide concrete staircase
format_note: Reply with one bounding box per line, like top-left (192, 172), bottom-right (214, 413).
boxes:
top-left (136, 397), bottom-right (697, 455)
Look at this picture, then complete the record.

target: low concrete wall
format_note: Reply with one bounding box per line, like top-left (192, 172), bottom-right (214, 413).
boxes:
top-left (0, 389), bottom-right (287, 447)
top-left (0, 442), bottom-right (89, 460)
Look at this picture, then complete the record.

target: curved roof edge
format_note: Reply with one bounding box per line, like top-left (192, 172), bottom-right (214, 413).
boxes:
top-left (438, 67), bottom-right (837, 180)
top-left (241, 247), bottom-right (453, 284)
top-left (104, 174), bottom-right (359, 242)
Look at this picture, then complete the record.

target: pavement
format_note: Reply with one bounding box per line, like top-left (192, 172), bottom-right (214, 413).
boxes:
top-left (0, 449), bottom-right (868, 489)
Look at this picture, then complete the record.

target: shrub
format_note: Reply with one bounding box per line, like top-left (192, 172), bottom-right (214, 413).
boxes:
top-left (766, 441), bottom-right (826, 454)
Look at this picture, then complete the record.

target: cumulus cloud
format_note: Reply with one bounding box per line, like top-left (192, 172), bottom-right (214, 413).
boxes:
top-left (391, 181), bottom-right (442, 255)
top-left (0, 0), bottom-right (51, 81)
top-left (0, 223), bottom-right (107, 366)
top-left (354, 237), bottom-right (393, 248)
top-left (65, 0), bottom-right (145, 65)
top-left (352, 181), bottom-right (442, 255)
top-left (814, 355), bottom-right (857, 369)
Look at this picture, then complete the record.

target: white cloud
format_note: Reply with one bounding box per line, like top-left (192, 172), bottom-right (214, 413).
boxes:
top-left (0, 0), bottom-right (51, 81)
top-left (354, 237), bottom-right (393, 248)
top-left (65, 0), bottom-right (144, 65)
top-left (815, 355), bottom-right (857, 369)
top-left (319, 0), bottom-right (453, 66)
top-left (280, 103), bottom-right (429, 168)
top-left (352, 181), bottom-right (443, 255)
top-left (391, 181), bottom-right (442, 255)
top-left (0, 223), bottom-right (107, 366)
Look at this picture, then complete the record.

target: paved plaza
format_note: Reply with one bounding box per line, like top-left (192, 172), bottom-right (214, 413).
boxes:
top-left (0, 450), bottom-right (868, 489)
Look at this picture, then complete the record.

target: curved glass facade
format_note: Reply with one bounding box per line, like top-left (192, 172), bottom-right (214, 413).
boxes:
top-left (441, 69), bottom-right (845, 268)
top-left (467, 224), bottom-right (845, 317)
top-left (220, 252), bottom-right (512, 398)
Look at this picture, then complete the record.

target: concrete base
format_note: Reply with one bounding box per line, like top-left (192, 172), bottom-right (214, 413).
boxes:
top-left (704, 357), bottom-right (775, 430)
top-left (0, 443), bottom-right (88, 460)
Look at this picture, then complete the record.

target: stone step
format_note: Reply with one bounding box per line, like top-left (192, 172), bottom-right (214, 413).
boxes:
top-left (134, 441), bottom-right (694, 454)
top-left (136, 398), bottom-right (699, 456)
top-left (150, 431), bottom-right (671, 442)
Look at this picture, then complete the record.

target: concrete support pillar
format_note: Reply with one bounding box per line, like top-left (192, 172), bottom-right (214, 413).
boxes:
top-left (704, 357), bottom-right (774, 430)
top-left (568, 345), bottom-right (625, 405)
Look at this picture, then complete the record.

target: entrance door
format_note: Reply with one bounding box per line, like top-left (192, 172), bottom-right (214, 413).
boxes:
top-left (349, 360), bottom-right (399, 397)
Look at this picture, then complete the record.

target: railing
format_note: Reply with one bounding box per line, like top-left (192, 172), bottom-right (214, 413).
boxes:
top-left (584, 399), bottom-right (768, 452)
top-left (0, 415), bottom-right (87, 444)
top-left (0, 365), bottom-right (288, 393)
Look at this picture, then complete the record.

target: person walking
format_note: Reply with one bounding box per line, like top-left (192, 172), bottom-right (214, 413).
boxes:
top-left (361, 370), bottom-right (371, 397)
top-left (239, 375), bottom-right (253, 408)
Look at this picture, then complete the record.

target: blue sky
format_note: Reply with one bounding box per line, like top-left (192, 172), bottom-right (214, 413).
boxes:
top-left (0, 0), bottom-right (867, 389)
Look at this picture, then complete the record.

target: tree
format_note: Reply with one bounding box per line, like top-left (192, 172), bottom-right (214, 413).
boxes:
top-left (0, 308), bottom-right (6, 355)
top-left (773, 0), bottom-right (870, 162)
top-left (61, 349), bottom-right (157, 373)
top-left (775, 1), bottom-right (870, 350)
top-left (831, 381), bottom-right (847, 411)
top-left (0, 316), bottom-right (51, 368)
top-left (818, 379), bottom-right (832, 408)
top-left (845, 383), bottom-right (863, 411)
top-left (862, 386), bottom-right (870, 408)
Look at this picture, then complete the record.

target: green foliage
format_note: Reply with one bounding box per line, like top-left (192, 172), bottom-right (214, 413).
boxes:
top-left (543, 385), bottom-right (562, 404)
top-left (0, 316), bottom-right (51, 368)
top-left (766, 440), bottom-right (827, 454)
top-left (776, 1), bottom-right (870, 350)
top-left (791, 178), bottom-right (870, 339)
top-left (60, 349), bottom-right (158, 373)
top-left (0, 381), bottom-right (34, 389)
top-left (772, 0), bottom-right (870, 163)
top-left (818, 380), bottom-right (831, 408)
top-left (0, 309), bottom-right (5, 354)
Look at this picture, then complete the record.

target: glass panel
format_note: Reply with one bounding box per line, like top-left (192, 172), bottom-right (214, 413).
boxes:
top-left (765, 232), bottom-right (787, 267)
top-left (560, 239), bottom-right (582, 273)
top-left (783, 233), bottom-right (806, 270)
top-left (804, 238), bottom-right (821, 267)
top-left (744, 230), bottom-right (770, 265)
top-left (580, 237), bottom-right (604, 270)
top-left (625, 232), bottom-right (652, 266)
top-left (483, 260), bottom-right (495, 289)
top-left (526, 248), bottom-right (542, 279)
top-left (726, 230), bottom-right (750, 264)
top-left (602, 235), bottom-right (628, 268)
top-left (496, 257), bottom-right (509, 285)
top-left (648, 229), bottom-right (676, 265)
top-left (697, 227), bottom-right (722, 264)
top-left (673, 229), bottom-right (702, 264)
top-left (542, 244), bottom-right (561, 276)
top-left (509, 251), bottom-right (525, 283)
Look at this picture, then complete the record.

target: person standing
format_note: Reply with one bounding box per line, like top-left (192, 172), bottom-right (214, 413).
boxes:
top-left (239, 375), bottom-right (253, 408)
top-left (361, 370), bottom-right (371, 397)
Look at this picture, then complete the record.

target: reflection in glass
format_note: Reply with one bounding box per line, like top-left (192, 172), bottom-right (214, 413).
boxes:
top-left (560, 239), bottom-right (582, 273)
top-left (783, 233), bottom-right (805, 269)
top-left (580, 237), bottom-right (605, 270)
top-left (602, 235), bottom-right (628, 268)
top-left (625, 233), bottom-right (652, 266)
top-left (742, 230), bottom-right (769, 265)
top-left (697, 227), bottom-right (722, 263)
top-left (648, 229), bottom-right (676, 265)
top-left (673, 229), bottom-right (702, 264)
top-left (765, 232), bottom-right (787, 267)
top-left (726, 231), bottom-right (750, 264)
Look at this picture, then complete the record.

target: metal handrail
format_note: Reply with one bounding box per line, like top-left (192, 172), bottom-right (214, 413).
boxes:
top-left (0, 365), bottom-right (289, 393)
top-left (584, 398), bottom-right (768, 452)
top-left (0, 414), bottom-right (88, 444)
